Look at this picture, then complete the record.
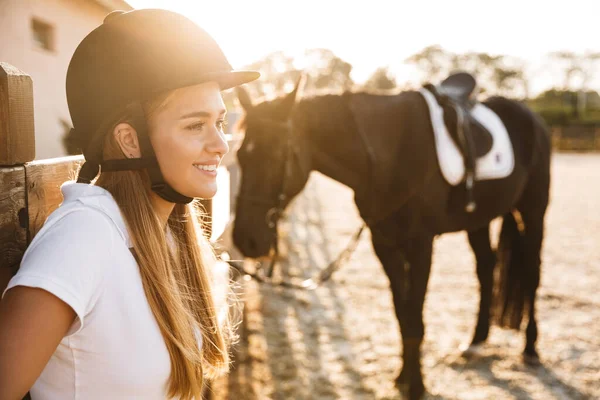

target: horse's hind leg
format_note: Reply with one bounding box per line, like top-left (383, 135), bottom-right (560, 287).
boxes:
top-left (516, 148), bottom-right (550, 363)
top-left (516, 206), bottom-right (547, 363)
top-left (372, 231), bottom-right (433, 400)
top-left (463, 224), bottom-right (496, 356)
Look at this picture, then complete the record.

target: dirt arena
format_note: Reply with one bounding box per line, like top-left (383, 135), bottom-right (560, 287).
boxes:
top-left (212, 153), bottom-right (599, 400)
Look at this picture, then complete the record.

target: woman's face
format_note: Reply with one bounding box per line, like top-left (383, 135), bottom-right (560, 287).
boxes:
top-left (148, 82), bottom-right (229, 199)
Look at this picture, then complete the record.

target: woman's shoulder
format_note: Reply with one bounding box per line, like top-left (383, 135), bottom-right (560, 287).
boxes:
top-left (31, 204), bottom-right (118, 254)
top-left (35, 182), bottom-right (130, 248)
top-left (4, 186), bottom-right (128, 335)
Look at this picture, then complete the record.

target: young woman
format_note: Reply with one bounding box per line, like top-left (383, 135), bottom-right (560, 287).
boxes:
top-left (0, 9), bottom-right (259, 400)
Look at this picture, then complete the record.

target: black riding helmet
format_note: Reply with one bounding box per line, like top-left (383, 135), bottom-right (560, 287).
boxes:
top-left (66, 8), bottom-right (259, 203)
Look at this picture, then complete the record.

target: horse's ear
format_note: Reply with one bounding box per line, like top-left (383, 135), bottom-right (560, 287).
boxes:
top-left (291, 73), bottom-right (305, 99)
top-left (236, 86), bottom-right (253, 111)
top-left (279, 73), bottom-right (305, 117)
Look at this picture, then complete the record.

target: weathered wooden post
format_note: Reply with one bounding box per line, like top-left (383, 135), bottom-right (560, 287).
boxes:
top-left (0, 62), bottom-right (35, 293)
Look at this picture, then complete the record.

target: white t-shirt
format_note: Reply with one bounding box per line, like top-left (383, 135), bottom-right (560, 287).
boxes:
top-left (2, 182), bottom-right (185, 399)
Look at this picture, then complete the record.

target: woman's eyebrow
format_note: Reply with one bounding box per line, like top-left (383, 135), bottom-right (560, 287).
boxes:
top-left (179, 109), bottom-right (227, 119)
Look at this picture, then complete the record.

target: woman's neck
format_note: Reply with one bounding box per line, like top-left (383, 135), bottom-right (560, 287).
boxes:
top-left (149, 191), bottom-right (175, 227)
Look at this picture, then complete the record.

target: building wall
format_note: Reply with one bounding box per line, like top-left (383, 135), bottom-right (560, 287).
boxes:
top-left (0, 0), bottom-right (130, 159)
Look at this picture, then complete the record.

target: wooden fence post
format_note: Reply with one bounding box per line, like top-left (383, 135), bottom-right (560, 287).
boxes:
top-left (0, 62), bottom-right (35, 165)
top-left (0, 62), bottom-right (35, 293)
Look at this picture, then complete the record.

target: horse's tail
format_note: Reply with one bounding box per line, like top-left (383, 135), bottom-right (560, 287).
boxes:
top-left (492, 211), bottom-right (529, 330)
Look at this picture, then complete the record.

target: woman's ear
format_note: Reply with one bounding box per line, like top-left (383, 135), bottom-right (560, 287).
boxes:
top-left (113, 123), bottom-right (141, 158)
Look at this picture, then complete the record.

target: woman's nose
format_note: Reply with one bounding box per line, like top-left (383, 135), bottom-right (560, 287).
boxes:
top-left (209, 128), bottom-right (229, 157)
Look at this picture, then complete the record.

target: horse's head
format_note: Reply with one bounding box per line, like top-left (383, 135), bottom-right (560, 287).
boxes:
top-left (232, 79), bottom-right (312, 258)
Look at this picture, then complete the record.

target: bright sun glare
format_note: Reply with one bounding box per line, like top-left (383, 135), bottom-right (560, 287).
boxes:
top-left (127, 0), bottom-right (600, 95)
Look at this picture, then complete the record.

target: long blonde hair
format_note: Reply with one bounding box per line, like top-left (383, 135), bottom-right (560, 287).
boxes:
top-left (91, 89), bottom-right (234, 399)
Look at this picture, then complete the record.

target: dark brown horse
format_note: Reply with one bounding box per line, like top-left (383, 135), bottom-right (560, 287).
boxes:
top-left (231, 77), bottom-right (551, 399)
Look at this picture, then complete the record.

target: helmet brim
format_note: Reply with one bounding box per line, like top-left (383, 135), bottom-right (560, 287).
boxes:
top-left (203, 70), bottom-right (260, 90)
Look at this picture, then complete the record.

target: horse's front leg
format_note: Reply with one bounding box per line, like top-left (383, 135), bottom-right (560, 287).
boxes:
top-left (372, 231), bottom-right (433, 400)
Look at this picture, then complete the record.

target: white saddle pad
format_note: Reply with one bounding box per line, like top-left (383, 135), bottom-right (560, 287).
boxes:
top-left (418, 88), bottom-right (514, 186)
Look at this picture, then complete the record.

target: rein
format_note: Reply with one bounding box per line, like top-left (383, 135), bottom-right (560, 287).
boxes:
top-left (224, 224), bottom-right (366, 290)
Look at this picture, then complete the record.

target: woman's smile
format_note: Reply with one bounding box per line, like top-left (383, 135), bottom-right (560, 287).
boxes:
top-left (193, 162), bottom-right (218, 177)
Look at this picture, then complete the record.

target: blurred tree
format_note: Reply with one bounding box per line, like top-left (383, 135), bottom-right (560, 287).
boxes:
top-left (549, 51), bottom-right (600, 90)
top-left (404, 45), bottom-right (455, 84)
top-left (405, 46), bottom-right (528, 99)
top-left (303, 48), bottom-right (354, 93)
top-left (527, 88), bottom-right (600, 125)
top-left (239, 48), bottom-right (354, 101)
top-left (490, 65), bottom-right (529, 99)
top-left (241, 51), bottom-right (297, 98)
top-left (363, 67), bottom-right (397, 91)
top-left (549, 51), bottom-right (600, 117)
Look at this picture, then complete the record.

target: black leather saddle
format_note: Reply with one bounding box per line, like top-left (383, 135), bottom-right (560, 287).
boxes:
top-left (424, 72), bottom-right (493, 158)
top-left (424, 72), bottom-right (495, 212)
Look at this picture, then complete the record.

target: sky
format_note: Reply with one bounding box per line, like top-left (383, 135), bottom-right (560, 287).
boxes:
top-left (127, 0), bottom-right (600, 95)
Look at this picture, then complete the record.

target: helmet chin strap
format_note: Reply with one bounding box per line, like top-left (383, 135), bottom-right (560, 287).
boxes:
top-left (77, 102), bottom-right (194, 205)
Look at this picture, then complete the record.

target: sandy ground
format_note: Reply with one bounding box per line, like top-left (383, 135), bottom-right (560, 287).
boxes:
top-left (210, 153), bottom-right (600, 400)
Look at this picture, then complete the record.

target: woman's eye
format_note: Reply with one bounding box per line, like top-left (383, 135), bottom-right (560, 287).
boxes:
top-left (187, 122), bottom-right (205, 131)
top-left (187, 120), bottom-right (227, 132)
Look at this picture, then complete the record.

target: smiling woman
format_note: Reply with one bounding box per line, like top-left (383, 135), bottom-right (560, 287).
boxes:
top-left (0, 8), bottom-right (258, 400)
top-left (133, 82), bottom-right (231, 222)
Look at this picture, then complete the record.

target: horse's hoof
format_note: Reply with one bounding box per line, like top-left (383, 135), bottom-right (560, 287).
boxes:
top-left (523, 350), bottom-right (541, 366)
top-left (395, 373), bottom-right (408, 392)
top-left (395, 377), bottom-right (425, 400)
top-left (409, 384), bottom-right (426, 400)
top-left (396, 381), bottom-right (409, 393)
top-left (460, 342), bottom-right (485, 359)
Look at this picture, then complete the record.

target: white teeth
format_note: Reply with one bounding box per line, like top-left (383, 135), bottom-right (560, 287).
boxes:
top-left (194, 164), bottom-right (217, 172)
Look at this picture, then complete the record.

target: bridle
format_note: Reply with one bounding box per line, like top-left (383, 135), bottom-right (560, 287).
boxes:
top-left (234, 119), bottom-right (299, 278)
top-left (229, 116), bottom-right (366, 290)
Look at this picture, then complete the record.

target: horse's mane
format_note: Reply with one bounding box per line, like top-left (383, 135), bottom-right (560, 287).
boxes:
top-left (234, 91), bottom-right (360, 139)
top-left (294, 93), bottom-right (358, 136)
